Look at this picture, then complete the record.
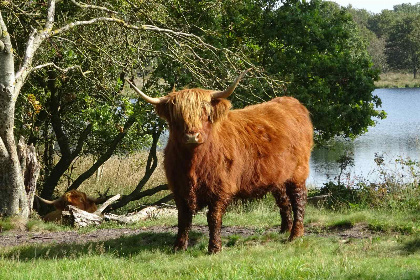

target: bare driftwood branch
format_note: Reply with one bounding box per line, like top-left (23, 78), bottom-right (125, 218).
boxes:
top-left (94, 194), bottom-right (121, 215)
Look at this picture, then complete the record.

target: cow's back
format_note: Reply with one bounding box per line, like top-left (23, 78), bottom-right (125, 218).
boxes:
top-left (213, 96), bottom-right (313, 196)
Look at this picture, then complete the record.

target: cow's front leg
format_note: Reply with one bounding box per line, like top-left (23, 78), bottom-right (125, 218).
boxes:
top-left (207, 199), bottom-right (229, 254)
top-left (174, 201), bottom-right (193, 252)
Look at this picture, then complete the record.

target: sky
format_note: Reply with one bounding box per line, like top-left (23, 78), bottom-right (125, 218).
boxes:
top-left (332, 0), bottom-right (419, 13)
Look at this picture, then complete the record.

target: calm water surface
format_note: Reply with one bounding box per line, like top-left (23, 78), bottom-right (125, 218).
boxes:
top-left (308, 88), bottom-right (420, 187)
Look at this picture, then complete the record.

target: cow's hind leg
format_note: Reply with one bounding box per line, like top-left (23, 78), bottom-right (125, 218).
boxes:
top-left (207, 198), bottom-right (230, 254)
top-left (174, 200), bottom-right (193, 252)
top-left (286, 181), bottom-right (307, 241)
top-left (272, 187), bottom-right (292, 233)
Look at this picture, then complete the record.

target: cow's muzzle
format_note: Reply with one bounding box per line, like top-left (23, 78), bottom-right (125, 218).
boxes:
top-left (184, 132), bottom-right (202, 144)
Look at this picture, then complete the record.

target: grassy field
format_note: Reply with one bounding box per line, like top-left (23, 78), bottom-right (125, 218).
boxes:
top-left (1, 198), bottom-right (420, 279)
top-left (1, 149), bottom-right (419, 279)
top-left (376, 72), bottom-right (420, 88)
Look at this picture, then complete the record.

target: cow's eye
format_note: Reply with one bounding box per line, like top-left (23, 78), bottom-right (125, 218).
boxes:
top-left (208, 115), bottom-right (212, 122)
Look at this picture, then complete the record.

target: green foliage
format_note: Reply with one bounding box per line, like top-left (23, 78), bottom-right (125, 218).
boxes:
top-left (264, 0), bottom-right (384, 142)
top-left (348, 3), bottom-right (420, 79)
top-left (386, 13), bottom-right (420, 78)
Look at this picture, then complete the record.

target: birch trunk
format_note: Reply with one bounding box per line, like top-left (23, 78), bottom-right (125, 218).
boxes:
top-left (0, 12), bottom-right (29, 217)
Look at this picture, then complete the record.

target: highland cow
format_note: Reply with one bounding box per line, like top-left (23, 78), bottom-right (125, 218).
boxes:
top-left (127, 70), bottom-right (313, 253)
top-left (37, 190), bottom-right (100, 222)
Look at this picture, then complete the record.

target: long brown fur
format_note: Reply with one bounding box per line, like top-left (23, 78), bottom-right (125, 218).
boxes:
top-left (154, 88), bottom-right (313, 253)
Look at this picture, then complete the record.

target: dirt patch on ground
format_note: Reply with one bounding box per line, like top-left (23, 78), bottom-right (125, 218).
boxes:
top-left (0, 223), bottom-right (379, 249)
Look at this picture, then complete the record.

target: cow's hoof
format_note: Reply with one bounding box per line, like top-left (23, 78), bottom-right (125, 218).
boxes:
top-left (280, 223), bottom-right (292, 233)
top-left (208, 245), bottom-right (222, 254)
top-left (173, 241), bottom-right (188, 252)
top-left (173, 246), bottom-right (187, 252)
top-left (288, 231), bottom-right (304, 242)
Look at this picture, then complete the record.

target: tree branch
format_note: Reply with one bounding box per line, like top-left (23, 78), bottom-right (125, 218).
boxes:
top-left (73, 122), bottom-right (93, 156)
top-left (66, 115), bottom-right (137, 192)
top-left (30, 63), bottom-right (92, 76)
top-left (13, 1), bottom-right (221, 93)
top-left (107, 128), bottom-right (163, 211)
top-left (45, 0), bottom-right (56, 31)
top-left (14, 28), bottom-right (38, 83)
top-left (50, 17), bottom-right (143, 37)
top-left (49, 17), bottom-right (215, 50)
top-left (15, 0), bottom-right (56, 86)
top-left (69, 0), bottom-right (119, 14)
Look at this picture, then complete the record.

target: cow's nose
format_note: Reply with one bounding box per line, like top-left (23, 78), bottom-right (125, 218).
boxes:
top-left (184, 132), bottom-right (200, 144)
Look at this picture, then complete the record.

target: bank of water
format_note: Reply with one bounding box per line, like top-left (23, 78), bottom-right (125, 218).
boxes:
top-left (308, 88), bottom-right (420, 187)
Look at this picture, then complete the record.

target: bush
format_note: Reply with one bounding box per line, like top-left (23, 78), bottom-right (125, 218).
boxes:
top-left (316, 180), bottom-right (420, 211)
top-left (313, 153), bottom-right (420, 211)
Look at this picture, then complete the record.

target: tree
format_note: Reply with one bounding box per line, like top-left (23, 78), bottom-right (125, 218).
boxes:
top-left (386, 14), bottom-right (420, 78)
top-left (243, 0), bottom-right (385, 142)
top-left (1, 0), bottom-right (390, 218)
top-left (177, 0), bottom-right (385, 142)
top-left (346, 7), bottom-right (388, 72)
top-left (0, 12), bottom-right (30, 217)
top-left (0, 0), bottom-right (248, 218)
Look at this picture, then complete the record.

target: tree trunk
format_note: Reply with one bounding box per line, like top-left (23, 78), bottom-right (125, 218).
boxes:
top-left (0, 13), bottom-right (29, 218)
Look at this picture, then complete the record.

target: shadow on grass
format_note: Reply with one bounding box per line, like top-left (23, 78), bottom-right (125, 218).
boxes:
top-left (401, 237), bottom-right (420, 255)
top-left (1, 231), bottom-right (207, 261)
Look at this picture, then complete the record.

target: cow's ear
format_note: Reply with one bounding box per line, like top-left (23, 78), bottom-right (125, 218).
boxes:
top-left (210, 98), bottom-right (231, 122)
top-left (155, 102), bottom-right (171, 121)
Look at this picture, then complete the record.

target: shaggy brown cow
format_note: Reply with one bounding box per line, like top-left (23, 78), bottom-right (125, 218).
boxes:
top-left (36, 190), bottom-right (99, 222)
top-left (126, 70), bottom-right (313, 253)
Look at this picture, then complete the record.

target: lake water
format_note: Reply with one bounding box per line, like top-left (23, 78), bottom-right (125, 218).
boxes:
top-left (308, 88), bottom-right (420, 187)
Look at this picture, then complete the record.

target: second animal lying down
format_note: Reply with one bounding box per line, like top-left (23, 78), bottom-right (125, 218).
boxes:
top-left (36, 190), bottom-right (105, 222)
top-left (127, 71), bottom-right (314, 253)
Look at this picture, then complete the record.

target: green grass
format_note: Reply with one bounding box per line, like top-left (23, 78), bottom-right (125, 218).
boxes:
top-left (1, 203), bottom-right (420, 279)
top-left (1, 230), bottom-right (419, 279)
top-left (376, 72), bottom-right (420, 88)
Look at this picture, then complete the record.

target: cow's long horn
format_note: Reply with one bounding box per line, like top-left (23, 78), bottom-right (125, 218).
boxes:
top-left (125, 78), bottom-right (163, 105)
top-left (35, 194), bottom-right (59, 205)
top-left (211, 68), bottom-right (251, 99)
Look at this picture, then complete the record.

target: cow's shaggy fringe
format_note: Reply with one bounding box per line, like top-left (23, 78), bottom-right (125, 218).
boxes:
top-left (157, 89), bottom-right (231, 131)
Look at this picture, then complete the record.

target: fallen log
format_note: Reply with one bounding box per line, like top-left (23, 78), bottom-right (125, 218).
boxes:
top-left (62, 205), bottom-right (103, 227)
top-left (61, 193), bottom-right (177, 227)
top-left (104, 204), bottom-right (178, 224)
